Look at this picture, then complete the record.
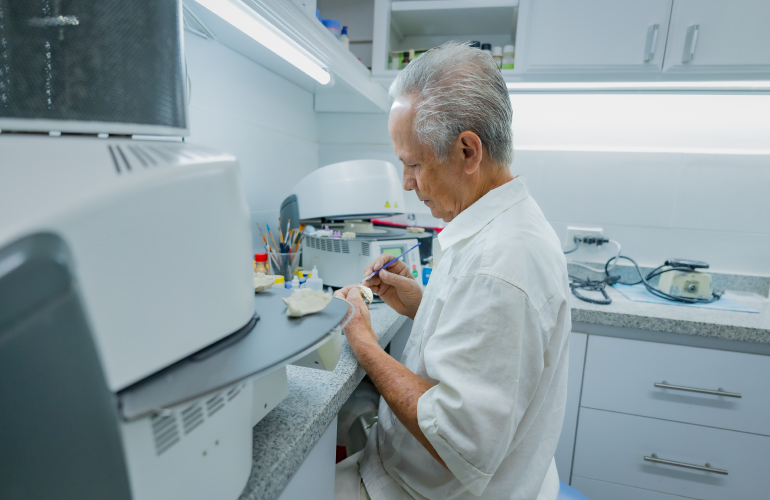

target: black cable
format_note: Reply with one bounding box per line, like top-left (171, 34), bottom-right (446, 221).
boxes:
top-left (604, 255), bottom-right (722, 304)
top-left (569, 275), bottom-right (618, 305)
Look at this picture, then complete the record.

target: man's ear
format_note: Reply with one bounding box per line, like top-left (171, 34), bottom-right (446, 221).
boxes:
top-left (457, 131), bottom-right (483, 174)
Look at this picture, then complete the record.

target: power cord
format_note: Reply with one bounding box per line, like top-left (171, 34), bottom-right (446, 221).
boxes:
top-left (569, 275), bottom-right (620, 305)
top-left (564, 238), bottom-right (723, 305)
top-left (605, 255), bottom-right (723, 304)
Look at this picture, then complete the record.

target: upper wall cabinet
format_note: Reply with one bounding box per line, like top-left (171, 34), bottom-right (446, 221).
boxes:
top-left (662, 0), bottom-right (770, 75)
top-left (516, 0), bottom-right (672, 74)
top-left (372, 0), bottom-right (519, 84)
top-left (364, 0), bottom-right (770, 90)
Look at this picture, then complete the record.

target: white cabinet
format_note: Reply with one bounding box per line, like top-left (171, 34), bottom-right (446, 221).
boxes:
top-left (573, 409), bottom-right (770, 500)
top-left (372, 0), bottom-right (519, 84)
top-left (581, 336), bottom-right (770, 436)
top-left (663, 0), bottom-right (770, 74)
top-left (554, 332), bottom-right (587, 484)
top-left (516, 0), bottom-right (673, 73)
top-left (571, 335), bottom-right (770, 499)
top-left (571, 476), bottom-right (690, 500)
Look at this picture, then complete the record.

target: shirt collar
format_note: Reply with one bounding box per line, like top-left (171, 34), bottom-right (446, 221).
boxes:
top-left (437, 176), bottom-right (530, 251)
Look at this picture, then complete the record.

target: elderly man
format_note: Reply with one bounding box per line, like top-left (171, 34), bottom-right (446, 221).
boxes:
top-left (333, 42), bottom-right (570, 500)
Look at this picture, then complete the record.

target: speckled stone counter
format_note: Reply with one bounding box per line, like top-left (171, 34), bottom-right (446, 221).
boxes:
top-left (238, 302), bottom-right (407, 500)
top-left (571, 287), bottom-right (770, 345)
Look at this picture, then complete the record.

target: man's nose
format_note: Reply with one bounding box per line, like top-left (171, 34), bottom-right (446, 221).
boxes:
top-left (402, 167), bottom-right (416, 191)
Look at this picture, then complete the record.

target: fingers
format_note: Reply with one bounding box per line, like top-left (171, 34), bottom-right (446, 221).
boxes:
top-left (345, 287), bottom-right (366, 306)
top-left (379, 268), bottom-right (411, 288)
top-left (363, 253), bottom-right (409, 285)
top-left (333, 284), bottom-right (356, 300)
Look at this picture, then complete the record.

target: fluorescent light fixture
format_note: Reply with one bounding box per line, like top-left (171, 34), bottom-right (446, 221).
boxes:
top-left (514, 145), bottom-right (770, 155)
top-left (193, 0), bottom-right (331, 85)
top-left (506, 81), bottom-right (770, 91)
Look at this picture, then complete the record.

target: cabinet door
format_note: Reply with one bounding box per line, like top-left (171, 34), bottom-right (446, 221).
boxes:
top-left (663, 0), bottom-right (770, 73)
top-left (554, 332), bottom-right (587, 484)
top-left (573, 409), bottom-right (770, 500)
top-left (519, 0), bottom-right (672, 73)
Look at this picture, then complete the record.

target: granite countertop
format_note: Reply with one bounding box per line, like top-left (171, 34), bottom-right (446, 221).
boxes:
top-left (240, 273), bottom-right (770, 500)
top-left (570, 285), bottom-right (770, 344)
top-left (238, 302), bottom-right (407, 500)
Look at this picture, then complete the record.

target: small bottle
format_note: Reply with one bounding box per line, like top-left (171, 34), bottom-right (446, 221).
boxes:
top-left (492, 46), bottom-right (503, 68)
top-left (502, 45), bottom-right (515, 70)
top-left (469, 41), bottom-right (481, 49)
top-left (306, 266), bottom-right (323, 291)
top-left (339, 26), bottom-right (349, 50)
top-left (481, 43), bottom-right (492, 56)
top-left (289, 276), bottom-right (300, 289)
top-left (272, 276), bottom-right (286, 288)
top-left (254, 253), bottom-right (268, 274)
top-left (401, 51), bottom-right (410, 69)
top-left (322, 18), bottom-right (341, 39)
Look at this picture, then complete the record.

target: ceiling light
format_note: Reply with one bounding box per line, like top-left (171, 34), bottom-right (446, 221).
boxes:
top-left (193, 0), bottom-right (331, 85)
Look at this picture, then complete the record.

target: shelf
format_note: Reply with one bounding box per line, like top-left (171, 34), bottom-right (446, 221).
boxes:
top-left (373, 68), bottom-right (518, 87)
top-left (391, 0), bottom-right (518, 38)
top-left (184, 0), bottom-right (390, 112)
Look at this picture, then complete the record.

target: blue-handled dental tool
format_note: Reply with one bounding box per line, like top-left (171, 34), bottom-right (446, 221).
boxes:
top-left (361, 242), bottom-right (421, 284)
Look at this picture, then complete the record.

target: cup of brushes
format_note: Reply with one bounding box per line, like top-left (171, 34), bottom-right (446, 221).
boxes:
top-left (257, 221), bottom-right (304, 285)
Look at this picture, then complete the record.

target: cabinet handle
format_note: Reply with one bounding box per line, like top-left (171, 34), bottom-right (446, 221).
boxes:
top-left (654, 381), bottom-right (741, 398)
top-left (643, 24), bottom-right (659, 62)
top-left (682, 24), bottom-right (699, 62)
top-left (644, 454), bottom-right (728, 475)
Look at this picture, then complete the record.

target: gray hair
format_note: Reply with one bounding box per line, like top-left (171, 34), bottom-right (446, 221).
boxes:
top-left (389, 41), bottom-right (513, 167)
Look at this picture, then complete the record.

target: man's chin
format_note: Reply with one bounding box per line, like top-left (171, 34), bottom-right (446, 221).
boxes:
top-left (428, 206), bottom-right (453, 223)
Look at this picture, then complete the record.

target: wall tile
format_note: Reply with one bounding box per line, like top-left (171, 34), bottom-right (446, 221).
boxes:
top-left (532, 151), bottom-right (680, 228)
top-left (672, 154), bottom-right (770, 234)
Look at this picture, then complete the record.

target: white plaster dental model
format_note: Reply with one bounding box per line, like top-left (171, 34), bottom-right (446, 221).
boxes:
top-left (356, 284), bottom-right (373, 306)
top-left (283, 289), bottom-right (333, 317)
top-left (254, 272), bottom-right (275, 293)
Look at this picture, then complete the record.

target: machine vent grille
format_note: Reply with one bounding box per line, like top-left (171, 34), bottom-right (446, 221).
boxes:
top-left (308, 235), bottom-right (350, 254)
top-left (181, 403), bottom-right (204, 435)
top-left (151, 413), bottom-right (180, 455)
top-left (108, 143), bottom-right (221, 175)
top-left (362, 242), bottom-right (370, 256)
top-left (206, 392), bottom-right (225, 417)
top-left (227, 384), bottom-right (242, 401)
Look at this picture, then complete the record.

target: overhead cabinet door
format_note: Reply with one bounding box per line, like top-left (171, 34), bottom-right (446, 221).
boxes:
top-left (663, 0), bottom-right (770, 74)
top-left (520, 0), bottom-right (672, 73)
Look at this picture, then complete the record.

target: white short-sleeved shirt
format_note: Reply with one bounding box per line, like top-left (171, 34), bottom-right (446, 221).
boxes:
top-left (359, 177), bottom-right (571, 500)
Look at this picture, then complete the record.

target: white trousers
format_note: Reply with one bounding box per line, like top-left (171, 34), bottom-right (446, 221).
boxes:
top-left (334, 451), bottom-right (370, 500)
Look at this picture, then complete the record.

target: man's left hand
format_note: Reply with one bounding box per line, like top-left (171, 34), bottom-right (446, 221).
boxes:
top-left (333, 285), bottom-right (378, 348)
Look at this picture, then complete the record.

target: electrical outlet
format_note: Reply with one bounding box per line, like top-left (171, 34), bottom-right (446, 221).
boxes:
top-left (565, 226), bottom-right (604, 250)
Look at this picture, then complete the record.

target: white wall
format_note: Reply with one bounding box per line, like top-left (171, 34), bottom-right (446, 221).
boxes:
top-left (317, 94), bottom-right (770, 276)
top-left (184, 34), bottom-right (319, 252)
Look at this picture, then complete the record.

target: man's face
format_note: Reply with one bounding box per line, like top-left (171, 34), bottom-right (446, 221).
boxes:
top-left (388, 98), bottom-right (465, 222)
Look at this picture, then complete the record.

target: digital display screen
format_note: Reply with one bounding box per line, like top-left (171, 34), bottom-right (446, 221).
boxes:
top-left (382, 247), bottom-right (405, 260)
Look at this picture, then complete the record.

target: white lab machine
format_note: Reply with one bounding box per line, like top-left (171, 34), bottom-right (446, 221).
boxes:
top-left (0, 3), bottom-right (347, 500)
top-left (280, 160), bottom-right (432, 288)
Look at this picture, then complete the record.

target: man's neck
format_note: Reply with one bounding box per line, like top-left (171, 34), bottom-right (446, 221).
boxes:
top-left (464, 166), bottom-right (515, 210)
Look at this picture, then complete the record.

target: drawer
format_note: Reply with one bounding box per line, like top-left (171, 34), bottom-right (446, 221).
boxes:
top-left (571, 476), bottom-right (694, 500)
top-left (573, 408), bottom-right (770, 500)
top-left (582, 335), bottom-right (770, 435)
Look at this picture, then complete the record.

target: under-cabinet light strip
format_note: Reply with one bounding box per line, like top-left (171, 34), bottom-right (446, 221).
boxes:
top-left (506, 81), bottom-right (770, 91)
top-left (514, 145), bottom-right (770, 155)
top-left (193, 0), bottom-right (331, 85)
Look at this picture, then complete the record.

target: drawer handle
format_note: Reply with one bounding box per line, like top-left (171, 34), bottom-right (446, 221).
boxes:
top-left (654, 381), bottom-right (741, 399)
top-left (644, 454), bottom-right (728, 475)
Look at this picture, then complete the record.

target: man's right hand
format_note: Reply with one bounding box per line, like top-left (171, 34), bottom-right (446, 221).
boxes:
top-left (363, 253), bottom-right (422, 319)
